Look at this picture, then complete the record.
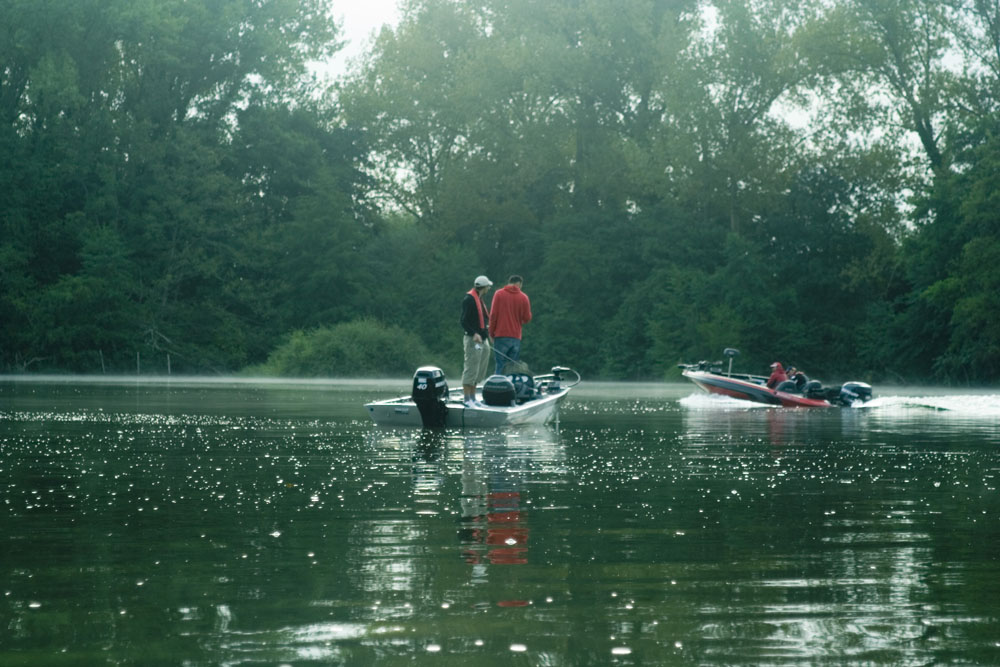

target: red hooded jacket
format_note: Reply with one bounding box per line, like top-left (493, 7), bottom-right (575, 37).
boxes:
top-left (488, 285), bottom-right (532, 339)
top-left (766, 362), bottom-right (788, 389)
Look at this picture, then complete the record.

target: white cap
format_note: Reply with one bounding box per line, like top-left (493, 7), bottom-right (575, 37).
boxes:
top-left (474, 275), bottom-right (493, 287)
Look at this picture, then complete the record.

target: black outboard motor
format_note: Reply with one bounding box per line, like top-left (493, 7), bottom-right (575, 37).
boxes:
top-left (838, 381), bottom-right (873, 406)
top-left (803, 379), bottom-right (826, 400)
top-left (482, 374), bottom-right (516, 406)
top-left (411, 366), bottom-right (448, 427)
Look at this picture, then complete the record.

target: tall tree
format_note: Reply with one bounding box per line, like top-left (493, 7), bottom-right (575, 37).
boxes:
top-left (0, 0), bottom-right (361, 372)
top-left (671, 0), bottom-right (824, 234)
top-left (802, 0), bottom-right (961, 172)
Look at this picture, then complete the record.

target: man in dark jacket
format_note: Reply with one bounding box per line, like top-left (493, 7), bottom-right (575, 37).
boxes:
top-left (461, 275), bottom-right (493, 406)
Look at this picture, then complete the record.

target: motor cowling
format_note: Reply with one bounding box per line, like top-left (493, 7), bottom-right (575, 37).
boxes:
top-left (839, 381), bottom-right (873, 405)
top-left (411, 366), bottom-right (448, 427)
top-left (803, 379), bottom-right (826, 399)
top-left (482, 374), bottom-right (516, 406)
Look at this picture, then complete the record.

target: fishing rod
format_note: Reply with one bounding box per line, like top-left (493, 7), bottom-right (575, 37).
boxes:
top-left (486, 340), bottom-right (532, 375)
top-left (490, 340), bottom-right (581, 387)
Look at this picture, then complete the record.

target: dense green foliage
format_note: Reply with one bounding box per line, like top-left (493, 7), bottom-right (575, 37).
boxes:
top-left (247, 319), bottom-right (437, 377)
top-left (2, 0), bottom-right (999, 382)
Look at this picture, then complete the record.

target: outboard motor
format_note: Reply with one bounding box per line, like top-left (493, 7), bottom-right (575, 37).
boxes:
top-left (482, 374), bottom-right (516, 406)
top-left (411, 366), bottom-right (448, 427)
top-left (839, 381), bottom-right (873, 406)
top-left (803, 379), bottom-right (826, 399)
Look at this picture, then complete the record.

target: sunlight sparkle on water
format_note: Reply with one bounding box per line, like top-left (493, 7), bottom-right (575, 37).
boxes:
top-left (3, 379), bottom-right (1000, 665)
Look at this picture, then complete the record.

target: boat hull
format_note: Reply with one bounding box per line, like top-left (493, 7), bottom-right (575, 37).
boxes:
top-left (683, 369), bottom-right (833, 408)
top-left (366, 387), bottom-right (572, 427)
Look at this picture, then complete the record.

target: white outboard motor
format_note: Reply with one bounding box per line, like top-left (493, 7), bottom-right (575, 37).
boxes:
top-left (839, 381), bottom-right (873, 406)
top-left (411, 366), bottom-right (448, 427)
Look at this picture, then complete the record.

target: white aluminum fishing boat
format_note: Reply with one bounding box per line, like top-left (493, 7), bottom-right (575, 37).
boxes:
top-left (365, 366), bottom-right (579, 428)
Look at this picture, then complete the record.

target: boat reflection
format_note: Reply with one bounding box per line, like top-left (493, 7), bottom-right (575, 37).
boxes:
top-left (364, 426), bottom-right (566, 604)
top-left (679, 394), bottom-right (875, 449)
top-left (680, 397), bottom-right (808, 448)
top-left (459, 436), bottom-right (531, 568)
top-left (456, 429), bottom-right (566, 609)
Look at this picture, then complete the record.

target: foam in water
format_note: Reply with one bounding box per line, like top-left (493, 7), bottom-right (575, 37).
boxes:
top-left (680, 391), bottom-right (1000, 417)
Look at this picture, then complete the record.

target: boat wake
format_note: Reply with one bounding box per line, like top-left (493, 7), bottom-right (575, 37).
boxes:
top-left (862, 394), bottom-right (1000, 415)
top-left (679, 393), bottom-right (772, 410)
top-left (681, 392), bottom-right (1000, 416)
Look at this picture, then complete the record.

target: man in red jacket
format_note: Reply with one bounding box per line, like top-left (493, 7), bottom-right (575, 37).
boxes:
top-left (766, 362), bottom-right (788, 389)
top-left (488, 275), bottom-right (532, 375)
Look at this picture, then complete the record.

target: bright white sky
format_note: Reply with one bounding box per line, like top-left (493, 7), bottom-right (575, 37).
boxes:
top-left (323, 0), bottom-right (403, 78)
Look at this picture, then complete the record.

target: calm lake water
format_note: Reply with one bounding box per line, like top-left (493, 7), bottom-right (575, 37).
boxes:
top-left (1, 377), bottom-right (999, 665)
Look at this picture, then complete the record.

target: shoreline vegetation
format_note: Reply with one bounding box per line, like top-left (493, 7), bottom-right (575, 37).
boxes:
top-left (4, 1), bottom-right (1000, 384)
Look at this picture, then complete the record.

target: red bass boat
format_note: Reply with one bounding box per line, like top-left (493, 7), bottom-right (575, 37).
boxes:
top-left (679, 348), bottom-right (873, 408)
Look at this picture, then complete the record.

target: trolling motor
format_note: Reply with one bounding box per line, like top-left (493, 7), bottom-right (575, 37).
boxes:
top-left (677, 354), bottom-right (733, 375)
top-left (549, 366), bottom-right (571, 392)
top-left (411, 366), bottom-right (449, 427)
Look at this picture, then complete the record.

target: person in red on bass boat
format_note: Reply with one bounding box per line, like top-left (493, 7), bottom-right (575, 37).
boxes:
top-left (766, 361), bottom-right (788, 389)
top-left (488, 275), bottom-right (532, 375)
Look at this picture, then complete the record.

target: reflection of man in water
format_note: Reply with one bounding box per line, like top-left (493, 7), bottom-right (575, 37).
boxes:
top-left (459, 443), bottom-right (529, 569)
top-left (485, 491), bottom-right (529, 564)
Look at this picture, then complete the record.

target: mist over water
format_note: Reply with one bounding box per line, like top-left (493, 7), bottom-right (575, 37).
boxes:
top-left (1, 378), bottom-right (998, 665)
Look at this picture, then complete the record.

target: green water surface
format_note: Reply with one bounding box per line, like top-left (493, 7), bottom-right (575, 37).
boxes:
top-left (1, 378), bottom-right (998, 665)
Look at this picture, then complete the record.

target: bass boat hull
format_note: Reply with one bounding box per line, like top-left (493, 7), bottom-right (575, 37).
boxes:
top-left (683, 369), bottom-right (835, 407)
top-left (680, 349), bottom-right (872, 408)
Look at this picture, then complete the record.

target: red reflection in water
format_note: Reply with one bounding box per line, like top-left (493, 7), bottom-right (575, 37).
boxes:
top-left (461, 491), bottom-right (529, 565)
top-left (497, 600), bottom-right (529, 607)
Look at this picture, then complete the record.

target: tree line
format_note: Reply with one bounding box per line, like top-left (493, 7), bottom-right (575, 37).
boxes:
top-left (2, 0), bottom-right (999, 383)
